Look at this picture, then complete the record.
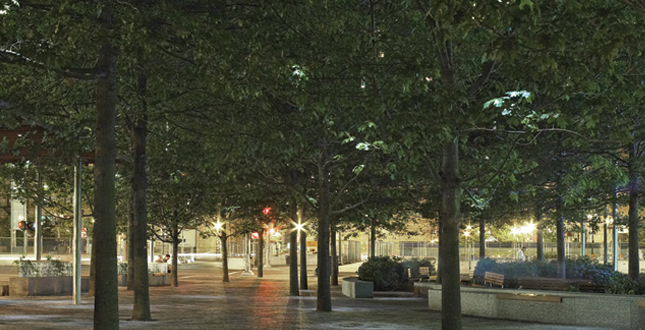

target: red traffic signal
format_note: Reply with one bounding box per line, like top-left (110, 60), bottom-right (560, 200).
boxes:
top-left (17, 221), bottom-right (27, 231)
top-left (262, 207), bottom-right (271, 215)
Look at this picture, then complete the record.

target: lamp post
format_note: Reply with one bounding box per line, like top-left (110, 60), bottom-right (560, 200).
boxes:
top-left (464, 230), bottom-right (471, 270)
top-left (511, 226), bottom-right (520, 260)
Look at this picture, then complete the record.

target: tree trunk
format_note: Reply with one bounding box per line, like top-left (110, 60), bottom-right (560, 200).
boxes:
top-left (628, 170), bottom-right (639, 279)
top-left (604, 209), bottom-right (608, 265)
top-left (370, 218), bottom-right (376, 258)
top-left (126, 189), bottom-right (135, 291)
top-left (316, 156), bottom-right (332, 312)
top-left (171, 238), bottom-right (179, 287)
top-left (479, 215), bottom-right (485, 259)
top-left (131, 94), bottom-right (151, 320)
top-left (258, 228), bottom-right (264, 278)
top-left (300, 227), bottom-right (307, 290)
top-left (437, 217), bottom-right (443, 284)
top-left (556, 199), bottom-right (566, 279)
top-left (441, 141), bottom-right (462, 330)
top-left (330, 220), bottom-right (338, 286)
top-left (289, 202), bottom-right (299, 296)
top-left (89, 224), bottom-right (97, 297)
top-left (536, 209), bottom-right (544, 262)
top-left (221, 232), bottom-right (229, 282)
top-left (93, 38), bottom-right (119, 329)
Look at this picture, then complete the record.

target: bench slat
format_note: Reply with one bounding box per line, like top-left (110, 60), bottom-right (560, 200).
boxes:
top-left (484, 272), bottom-right (504, 288)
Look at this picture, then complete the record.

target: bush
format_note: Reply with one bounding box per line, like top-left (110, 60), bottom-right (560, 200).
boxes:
top-left (565, 256), bottom-right (614, 285)
top-left (607, 273), bottom-right (640, 294)
top-left (357, 256), bottom-right (409, 291)
top-left (473, 256), bottom-right (620, 288)
top-left (473, 258), bottom-right (496, 278)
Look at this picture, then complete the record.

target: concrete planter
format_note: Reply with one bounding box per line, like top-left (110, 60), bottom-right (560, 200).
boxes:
top-left (9, 276), bottom-right (89, 296)
top-left (342, 277), bottom-right (374, 298)
top-left (416, 282), bottom-right (645, 329)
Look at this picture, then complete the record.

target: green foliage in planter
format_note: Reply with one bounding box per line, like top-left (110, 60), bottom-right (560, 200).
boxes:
top-left (14, 258), bottom-right (72, 277)
top-left (474, 256), bottom-right (619, 287)
top-left (565, 257), bottom-right (615, 285)
top-left (607, 273), bottom-right (645, 295)
top-left (473, 258), bottom-right (497, 278)
top-left (358, 256), bottom-right (409, 291)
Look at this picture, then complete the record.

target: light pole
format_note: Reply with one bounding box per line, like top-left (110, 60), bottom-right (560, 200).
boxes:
top-left (511, 226), bottom-right (520, 260)
top-left (464, 230), bottom-right (471, 270)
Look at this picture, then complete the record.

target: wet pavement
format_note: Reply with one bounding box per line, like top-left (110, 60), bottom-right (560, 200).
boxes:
top-left (0, 262), bottom-right (617, 329)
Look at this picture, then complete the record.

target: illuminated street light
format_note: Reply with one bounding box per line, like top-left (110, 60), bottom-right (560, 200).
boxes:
top-left (295, 223), bottom-right (304, 231)
top-left (521, 223), bottom-right (536, 235)
top-left (213, 222), bottom-right (223, 231)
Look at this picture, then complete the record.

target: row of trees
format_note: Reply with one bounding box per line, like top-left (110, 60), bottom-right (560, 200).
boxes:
top-left (2, 1), bottom-right (645, 329)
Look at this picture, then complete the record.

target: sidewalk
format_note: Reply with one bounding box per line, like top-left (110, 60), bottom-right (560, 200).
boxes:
top-left (0, 262), bottom-right (615, 329)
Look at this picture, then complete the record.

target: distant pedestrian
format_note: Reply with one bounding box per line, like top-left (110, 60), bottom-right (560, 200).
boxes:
top-left (163, 254), bottom-right (171, 273)
top-left (517, 247), bottom-right (527, 261)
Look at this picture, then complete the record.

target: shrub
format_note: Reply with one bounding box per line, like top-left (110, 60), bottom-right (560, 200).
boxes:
top-left (473, 258), bottom-right (497, 278)
top-left (565, 256), bottom-right (614, 285)
top-left (357, 256), bottom-right (409, 291)
top-left (473, 256), bottom-right (619, 288)
top-left (607, 273), bottom-right (639, 294)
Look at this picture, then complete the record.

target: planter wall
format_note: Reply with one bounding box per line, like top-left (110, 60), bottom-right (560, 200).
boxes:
top-left (415, 282), bottom-right (645, 329)
top-left (9, 276), bottom-right (89, 296)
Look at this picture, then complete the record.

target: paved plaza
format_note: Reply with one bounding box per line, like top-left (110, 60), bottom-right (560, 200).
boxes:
top-left (0, 262), bottom-right (618, 329)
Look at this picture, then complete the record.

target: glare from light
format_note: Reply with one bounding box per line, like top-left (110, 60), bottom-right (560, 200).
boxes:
top-left (295, 223), bottom-right (304, 231)
top-left (587, 214), bottom-right (593, 220)
top-left (466, 225), bottom-right (472, 230)
top-left (521, 223), bottom-right (536, 234)
top-left (213, 222), bottom-right (223, 231)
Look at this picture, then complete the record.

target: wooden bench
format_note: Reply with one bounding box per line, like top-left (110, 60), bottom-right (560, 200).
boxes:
top-left (576, 281), bottom-right (607, 293)
top-left (408, 267), bottom-right (431, 282)
top-left (518, 277), bottom-right (577, 291)
top-left (484, 272), bottom-right (504, 288)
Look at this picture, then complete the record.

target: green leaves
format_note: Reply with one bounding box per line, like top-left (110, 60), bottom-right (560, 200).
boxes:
top-left (519, 0), bottom-right (534, 11)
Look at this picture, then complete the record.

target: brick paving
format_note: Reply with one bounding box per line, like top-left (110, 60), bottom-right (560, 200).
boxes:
top-left (0, 262), bottom-right (616, 329)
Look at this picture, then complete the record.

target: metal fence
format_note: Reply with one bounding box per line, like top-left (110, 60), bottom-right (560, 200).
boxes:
top-left (0, 236), bottom-right (91, 256)
top-left (341, 240), bottom-right (362, 264)
top-left (398, 241), bottom-right (634, 261)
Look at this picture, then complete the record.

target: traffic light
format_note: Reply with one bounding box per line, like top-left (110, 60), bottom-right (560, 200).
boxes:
top-left (27, 222), bottom-right (36, 231)
top-left (17, 221), bottom-right (27, 231)
top-left (262, 207), bottom-right (271, 215)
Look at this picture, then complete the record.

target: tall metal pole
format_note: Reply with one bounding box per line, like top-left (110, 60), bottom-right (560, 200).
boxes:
top-left (73, 158), bottom-right (83, 305)
top-left (604, 209), bottom-right (608, 264)
top-left (35, 173), bottom-right (43, 261)
top-left (612, 201), bottom-right (618, 271)
top-left (581, 218), bottom-right (586, 257)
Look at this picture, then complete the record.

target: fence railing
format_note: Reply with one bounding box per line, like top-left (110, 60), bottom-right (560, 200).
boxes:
top-left (398, 241), bottom-right (634, 261)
